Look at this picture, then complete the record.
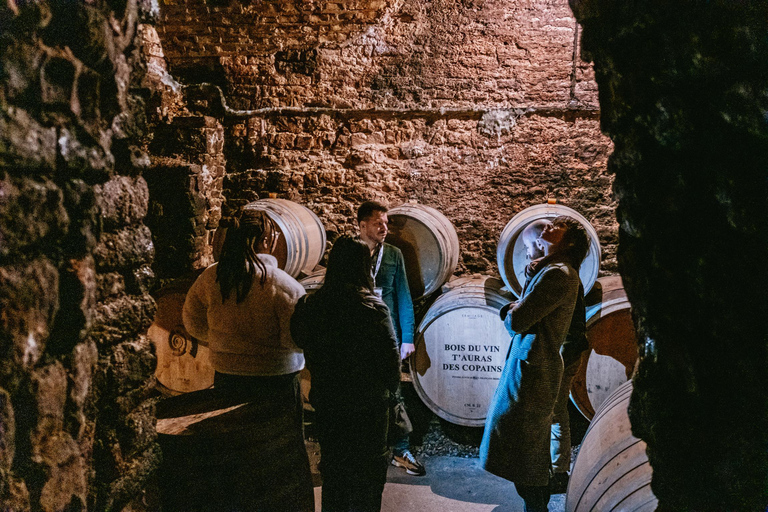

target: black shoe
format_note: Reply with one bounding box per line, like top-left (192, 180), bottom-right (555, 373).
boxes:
top-left (391, 450), bottom-right (426, 476)
top-left (550, 472), bottom-right (569, 494)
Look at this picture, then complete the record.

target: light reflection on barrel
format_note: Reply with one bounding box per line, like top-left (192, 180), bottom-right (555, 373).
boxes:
top-left (496, 203), bottom-right (601, 298)
top-left (386, 203), bottom-right (460, 301)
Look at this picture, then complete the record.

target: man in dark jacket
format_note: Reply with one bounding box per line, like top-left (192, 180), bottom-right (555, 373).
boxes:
top-left (357, 201), bottom-right (426, 477)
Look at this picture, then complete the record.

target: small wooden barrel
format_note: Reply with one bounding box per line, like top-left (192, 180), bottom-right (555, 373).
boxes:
top-left (386, 203), bottom-right (460, 300)
top-left (570, 276), bottom-right (638, 420)
top-left (566, 380), bottom-right (657, 512)
top-left (149, 275), bottom-right (214, 395)
top-left (410, 275), bottom-right (513, 427)
top-left (156, 388), bottom-right (315, 512)
top-left (497, 203), bottom-right (601, 298)
top-left (214, 199), bottom-right (326, 278)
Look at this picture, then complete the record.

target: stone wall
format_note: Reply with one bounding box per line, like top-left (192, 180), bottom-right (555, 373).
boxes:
top-left (145, 115), bottom-right (225, 280)
top-left (572, 1), bottom-right (768, 510)
top-left (157, 0), bottom-right (618, 275)
top-left (220, 109), bottom-right (613, 274)
top-left (0, 0), bottom-right (166, 509)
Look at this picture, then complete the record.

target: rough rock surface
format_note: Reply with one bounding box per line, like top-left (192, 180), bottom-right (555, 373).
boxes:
top-left (573, 1), bottom-right (768, 510)
top-left (156, 0), bottom-right (618, 274)
top-left (0, 0), bottom-right (165, 508)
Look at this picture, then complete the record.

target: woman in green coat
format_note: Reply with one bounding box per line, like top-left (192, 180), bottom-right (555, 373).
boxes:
top-left (480, 216), bottom-right (590, 512)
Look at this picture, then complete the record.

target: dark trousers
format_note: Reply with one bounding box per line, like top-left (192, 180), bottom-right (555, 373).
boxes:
top-left (516, 484), bottom-right (550, 512)
top-left (208, 371), bottom-right (314, 512)
top-left (316, 400), bottom-right (390, 512)
top-left (387, 385), bottom-right (413, 455)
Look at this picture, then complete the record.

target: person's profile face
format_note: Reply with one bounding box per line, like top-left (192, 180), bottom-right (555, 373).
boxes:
top-left (521, 222), bottom-right (547, 260)
top-left (540, 222), bottom-right (567, 249)
top-left (359, 211), bottom-right (388, 244)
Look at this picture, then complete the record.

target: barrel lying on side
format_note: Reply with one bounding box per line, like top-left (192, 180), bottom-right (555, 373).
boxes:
top-left (566, 380), bottom-right (657, 512)
top-left (214, 198), bottom-right (326, 278)
top-left (296, 268), bottom-right (327, 409)
top-left (497, 203), bottom-right (601, 298)
top-left (386, 203), bottom-right (460, 300)
top-left (570, 275), bottom-right (638, 420)
top-left (148, 274), bottom-right (214, 395)
top-left (410, 275), bottom-right (513, 427)
top-left (298, 267), bottom-right (326, 295)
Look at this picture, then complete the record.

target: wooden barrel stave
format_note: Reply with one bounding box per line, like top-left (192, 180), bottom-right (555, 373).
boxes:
top-left (574, 440), bottom-right (648, 510)
top-left (297, 267), bottom-right (326, 294)
top-left (497, 203), bottom-right (602, 298)
top-left (566, 380), bottom-right (658, 512)
top-left (386, 203), bottom-right (459, 300)
top-left (596, 464), bottom-right (654, 512)
top-left (634, 497), bottom-right (660, 512)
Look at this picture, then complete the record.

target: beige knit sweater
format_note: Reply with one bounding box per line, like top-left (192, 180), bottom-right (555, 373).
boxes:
top-left (182, 254), bottom-right (306, 376)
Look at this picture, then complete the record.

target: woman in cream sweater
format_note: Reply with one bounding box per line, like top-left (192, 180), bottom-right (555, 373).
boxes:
top-left (182, 207), bottom-right (313, 511)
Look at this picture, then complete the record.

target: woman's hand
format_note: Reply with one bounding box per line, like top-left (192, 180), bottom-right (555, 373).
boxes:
top-left (499, 301), bottom-right (518, 320)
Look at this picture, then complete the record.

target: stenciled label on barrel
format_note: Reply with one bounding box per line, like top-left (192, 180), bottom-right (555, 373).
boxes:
top-left (414, 305), bottom-right (511, 423)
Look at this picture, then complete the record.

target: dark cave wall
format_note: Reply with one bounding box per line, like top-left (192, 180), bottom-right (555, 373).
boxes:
top-left (0, 1), bottom-right (166, 510)
top-left (571, 1), bottom-right (768, 510)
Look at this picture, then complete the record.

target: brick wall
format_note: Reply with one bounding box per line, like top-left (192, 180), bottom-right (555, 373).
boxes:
top-left (157, 0), bottom-right (617, 274)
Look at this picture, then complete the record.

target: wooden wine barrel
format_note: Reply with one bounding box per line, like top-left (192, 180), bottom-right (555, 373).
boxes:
top-left (297, 267), bottom-right (326, 294)
top-left (149, 275), bottom-right (214, 395)
top-left (296, 268), bottom-right (326, 410)
top-left (497, 203), bottom-right (601, 298)
top-left (566, 380), bottom-right (657, 512)
top-left (386, 203), bottom-right (460, 300)
top-left (570, 275), bottom-right (639, 420)
top-left (409, 275), bottom-right (514, 427)
top-left (156, 388), bottom-right (315, 512)
top-left (213, 198), bottom-right (326, 278)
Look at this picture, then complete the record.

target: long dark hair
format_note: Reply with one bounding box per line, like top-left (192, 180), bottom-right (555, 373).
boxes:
top-left (319, 235), bottom-right (375, 296)
top-left (539, 216), bottom-right (590, 271)
top-left (216, 208), bottom-right (276, 303)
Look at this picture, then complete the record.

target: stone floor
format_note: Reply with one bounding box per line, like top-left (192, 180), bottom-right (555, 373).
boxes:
top-left (305, 401), bottom-right (582, 512)
top-left (310, 452), bottom-right (566, 512)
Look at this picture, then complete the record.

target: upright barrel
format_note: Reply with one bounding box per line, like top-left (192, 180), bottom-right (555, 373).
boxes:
top-left (409, 276), bottom-right (513, 427)
top-left (566, 380), bottom-right (657, 512)
top-left (570, 275), bottom-right (638, 419)
top-left (148, 274), bottom-right (214, 395)
top-left (214, 198), bottom-right (326, 278)
top-left (386, 203), bottom-right (460, 300)
top-left (497, 203), bottom-right (601, 297)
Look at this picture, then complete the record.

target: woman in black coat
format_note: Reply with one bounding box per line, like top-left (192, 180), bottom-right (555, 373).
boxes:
top-left (291, 235), bottom-right (401, 512)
